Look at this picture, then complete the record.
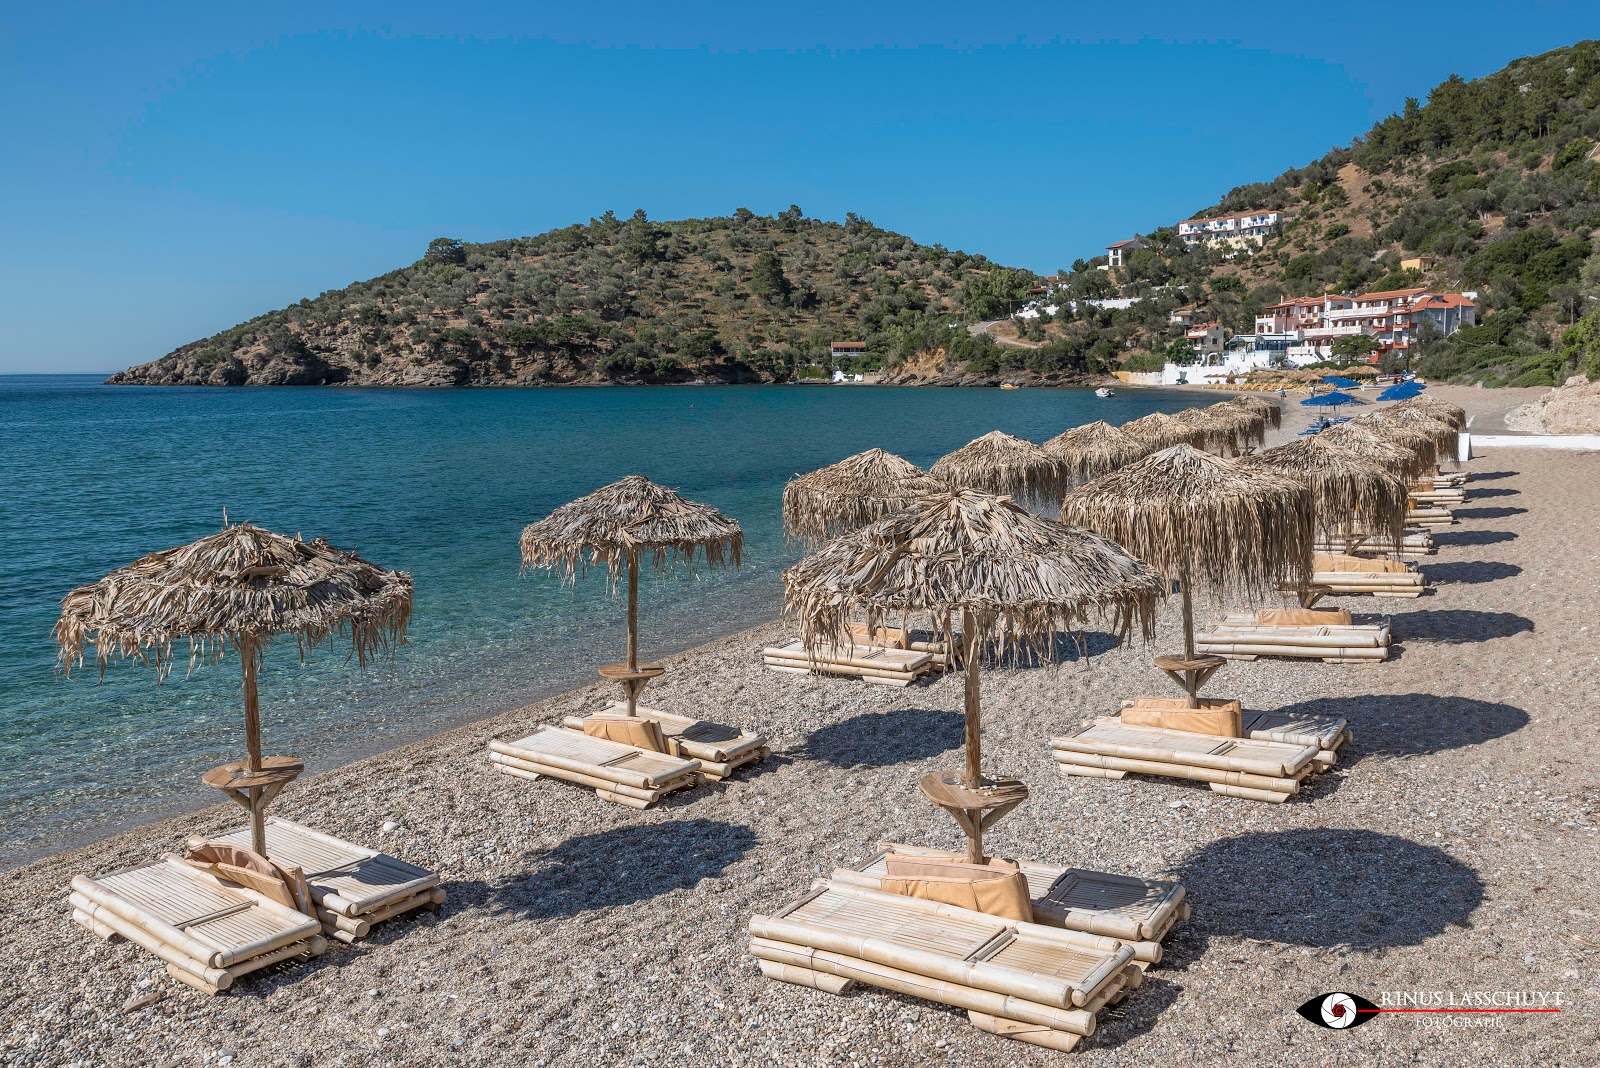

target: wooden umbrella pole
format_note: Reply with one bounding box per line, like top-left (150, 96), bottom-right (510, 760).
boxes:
top-left (1179, 559), bottom-right (1199, 708)
top-left (626, 552), bottom-right (639, 674)
top-left (961, 610), bottom-right (983, 790)
top-left (238, 634), bottom-right (268, 857)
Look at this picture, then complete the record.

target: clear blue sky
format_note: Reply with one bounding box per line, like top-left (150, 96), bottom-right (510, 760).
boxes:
top-left (0, 3), bottom-right (1590, 373)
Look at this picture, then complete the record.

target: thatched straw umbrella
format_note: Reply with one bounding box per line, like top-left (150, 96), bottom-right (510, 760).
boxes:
top-left (1169, 408), bottom-right (1239, 454)
top-left (1060, 445), bottom-right (1313, 705)
top-left (1225, 393), bottom-right (1284, 430)
top-left (930, 430), bottom-right (1067, 504)
top-left (1343, 365), bottom-right (1379, 377)
top-left (1205, 402), bottom-right (1268, 450)
top-left (1120, 411), bottom-right (1211, 451)
top-left (1392, 394), bottom-right (1466, 430)
top-left (521, 475), bottom-right (741, 715)
top-left (1242, 439), bottom-right (1410, 549)
top-left (1314, 422), bottom-right (1434, 480)
top-left (54, 522), bottom-right (413, 856)
top-left (1363, 407), bottom-right (1460, 452)
top-left (782, 448), bottom-right (947, 545)
top-left (1041, 421), bottom-right (1147, 485)
top-left (1340, 413), bottom-right (1443, 473)
top-left (785, 489), bottom-right (1162, 861)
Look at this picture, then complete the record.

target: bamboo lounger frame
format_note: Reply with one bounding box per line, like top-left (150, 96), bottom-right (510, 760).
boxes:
top-left (70, 855), bottom-right (327, 994)
top-left (840, 843), bottom-right (1189, 967)
top-left (762, 639), bottom-right (935, 687)
top-left (1308, 571), bottom-right (1426, 598)
top-left (1196, 614), bottom-right (1391, 663)
top-left (200, 818), bottom-right (444, 942)
top-left (1050, 718), bottom-right (1335, 802)
top-left (489, 725), bottom-right (702, 808)
top-left (749, 879), bottom-right (1145, 1052)
top-left (567, 703), bottom-right (769, 780)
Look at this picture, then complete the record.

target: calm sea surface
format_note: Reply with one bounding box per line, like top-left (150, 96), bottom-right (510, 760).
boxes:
top-left (0, 375), bottom-right (1199, 866)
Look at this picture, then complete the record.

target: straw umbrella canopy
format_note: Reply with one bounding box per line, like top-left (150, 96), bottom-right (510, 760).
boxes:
top-left (782, 448), bottom-right (947, 545)
top-left (930, 430), bottom-right (1067, 504)
top-left (1041, 420), bottom-right (1147, 485)
top-left (1169, 407), bottom-right (1241, 454)
top-left (521, 475), bottom-right (741, 714)
top-left (53, 522), bottom-right (413, 856)
top-left (1342, 365), bottom-right (1379, 377)
top-left (1363, 406), bottom-right (1460, 452)
top-left (785, 489), bottom-right (1162, 861)
top-left (1120, 411), bottom-right (1212, 451)
top-left (1314, 421), bottom-right (1435, 480)
top-left (1060, 445), bottom-right (1314, 704)
top-left (1225, 394), bottom-right (1284, 430)
top-left (1341, 413), bottom-right (1444, 472)
top-left (1392, 394), bottom-right (1466, 430)
top-left (1205, 402), bottom-right (1268, 449)
top-left (1241, 438), bottom-right (1410, 545)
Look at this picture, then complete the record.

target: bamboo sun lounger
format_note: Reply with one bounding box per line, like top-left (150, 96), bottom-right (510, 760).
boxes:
top-left (1314, 528), bottom-right (1435, 559)
top-left (1050, 717), bottom-right (1339, 802)
top-left (1308, 553), bottom-right (1426, 598)
top-left (71, 855), bottom-right (327, 994)
top-left (1406, 504), bottom-right (1455, 528)
top-left (566, 703), bottom-right (769, 780)
top-left (1196, 609), bottom-right (1390, 663)
top-left (749, 879), bottom-right (1147, 1052)
top-left (763, 639), bottom-right (935, 687)
top-left (199, 818), bottom-right (444, 943)
top-left (489, 724), bottom-right (702, 809)
top-left (1409, 482), bottom-right (1466, 507)
top-left (838, 843), bottom-right (1189, 968)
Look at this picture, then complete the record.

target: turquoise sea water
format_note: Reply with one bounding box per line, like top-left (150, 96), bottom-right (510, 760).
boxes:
top-left (0, 375), bottom-right (1199, 866)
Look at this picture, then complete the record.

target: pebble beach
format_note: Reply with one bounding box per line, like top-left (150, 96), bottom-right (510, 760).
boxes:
top-left (5, 383), bottom-right (1597, 1067)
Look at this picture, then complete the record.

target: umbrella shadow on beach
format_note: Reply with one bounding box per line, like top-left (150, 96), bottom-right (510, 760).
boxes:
top-left (1453, 505), bottom-right (1527, 520)
top-left (1274, 693), bottom-right (1528, 762)
top-left (487, 819), bottom-right (758, 919)
top-left (1087, 976), bottom-right (1184, 1051)
top-left (1172, 829), bottom-right (1483, 952)
top-left (985, 630), bottom-right (1124, 668)
top-left (800, 708), bottom-right (965, 768)
top-left (1464, 485), bottom-right (1519, 498)
top-left (1460, 469), bottom-right (1516, 481)
top-left (1384, 608), bottom-right (1533, 643)
top-left (1420, 561), bottom-right (1523, 586)
top-left (1432, 529), bottom-right (1515, 548)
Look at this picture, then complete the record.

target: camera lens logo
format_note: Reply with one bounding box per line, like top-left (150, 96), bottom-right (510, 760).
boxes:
top-left (1296, 992), bottom-right (1378, 1030)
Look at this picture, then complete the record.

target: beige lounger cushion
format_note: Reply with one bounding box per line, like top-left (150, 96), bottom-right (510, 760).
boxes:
top-left (1120, 696), bottom-right (1242, 738)
top-left (1313, 553), bottom-right (1408, 574)
top-left (581, 714), bottom-right (668, 753)
top-left (1256, 607), bottom-right (1353, 627)
top-left (183, 840), bottom-right (314, 916)
top-left (846, 622), bottom-right (907, 647)
top-left (880, 853), bottom-right (1033, 922)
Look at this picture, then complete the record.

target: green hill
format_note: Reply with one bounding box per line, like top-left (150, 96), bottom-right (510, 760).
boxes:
top-left (108, 210), bottom-right (1038, 386)
top-left (1014, 41), bottom-right (1600, 387)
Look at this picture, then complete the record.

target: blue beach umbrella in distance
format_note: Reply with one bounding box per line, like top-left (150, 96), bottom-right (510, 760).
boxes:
top-left (1322, 375), bottom-right (1360, 389)
top-left (1379, 381), bottom-right (1425, 401)
top-left (1301, 390), bottom-right (1357, 409)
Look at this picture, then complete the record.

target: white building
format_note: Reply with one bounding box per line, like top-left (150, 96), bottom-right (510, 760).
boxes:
top-left (1102, 238), bottom-right (1144, 270)
top-left (1253, 287), bottom-right (1476, 361)
top-left (1177, 210), bottom-right (1284, 251)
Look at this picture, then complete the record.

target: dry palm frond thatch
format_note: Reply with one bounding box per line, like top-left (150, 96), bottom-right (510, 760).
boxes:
top-left (1391, 395), bottom-right (1467, 430)
top-left (1242, 438), bottom-right (1409, 543)
top-left (1171, 407), bottom-right (1252, 454)
top-left (1204, 401), bottom-right (1269, 449)
top-left (1225, 394), bottom-right (1284, 430)
top-left (1120, 411), bottom-right (1212, 451)
top-left (1061, 445), bottom-right (1313, 604)
top-left (782, 448), bottom-right (947, 545)
top-left (1313, 422), bottom-right (1433, 479)
top-left (1340, 413), bottom-right (1444, 473)
top-left (1041, 421), bottom-right (1148, 485)
top-left (520, 474), bottom-right (742, 582)
top-left (55, 522), bottom-right (413, 677)
top-left (785, 488), bottom-right (1163, 859)
top-left (1363, 406), bottom-right (1461, 451)
top-left (930, 430), bottom-right (1067, 503)
top-left (53, 521), bottom-right (413, 857)
top-left (1340, 365), bottom-right (1379, 377)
